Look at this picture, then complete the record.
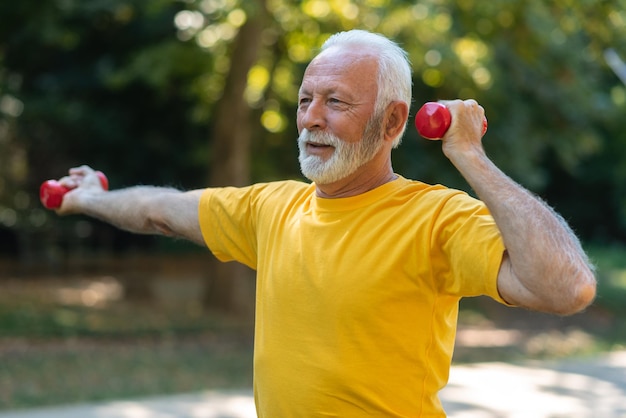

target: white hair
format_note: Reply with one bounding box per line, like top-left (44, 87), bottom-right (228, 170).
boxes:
top-left (320, 30), bottom-right (413, 147)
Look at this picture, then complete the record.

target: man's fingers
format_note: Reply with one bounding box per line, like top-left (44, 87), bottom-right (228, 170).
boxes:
top-left (58, 175), bottom-right (78, 189)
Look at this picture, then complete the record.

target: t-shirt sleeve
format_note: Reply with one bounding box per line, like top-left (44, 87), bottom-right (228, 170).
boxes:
top-left (431, 193), bottom-right (510, 304)
top-left (198, 186), bottom-right (258, 270)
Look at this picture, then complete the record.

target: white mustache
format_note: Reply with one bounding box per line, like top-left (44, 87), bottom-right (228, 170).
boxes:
top-left (299, 129), bottom-right (340, 147)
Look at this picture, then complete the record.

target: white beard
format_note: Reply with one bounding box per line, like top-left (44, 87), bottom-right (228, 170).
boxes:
top-left (298, 115), bottom-right (384, 185)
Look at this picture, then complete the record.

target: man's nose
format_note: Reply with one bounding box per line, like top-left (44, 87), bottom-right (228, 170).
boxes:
top-left (299, 99), bottom-right (327, 131)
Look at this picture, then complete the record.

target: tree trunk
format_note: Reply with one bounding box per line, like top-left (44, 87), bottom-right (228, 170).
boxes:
top-left (203, 0), bottom-right (267, 319)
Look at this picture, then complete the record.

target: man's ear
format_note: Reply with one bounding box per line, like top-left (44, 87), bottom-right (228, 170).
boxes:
top-left (383, 101), bottom-right (409, 142)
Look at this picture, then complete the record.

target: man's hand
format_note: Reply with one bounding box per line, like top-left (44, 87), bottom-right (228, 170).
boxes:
top-left (56, 165), bottom-right (108, 214)
top-left (439, 99), bottom-right (488, 162)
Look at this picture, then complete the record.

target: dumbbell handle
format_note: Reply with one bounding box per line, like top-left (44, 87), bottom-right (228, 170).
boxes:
top-left (415, 102), bottom-right (487, 140)
top-left (40, 171), bottom-right (108, 210)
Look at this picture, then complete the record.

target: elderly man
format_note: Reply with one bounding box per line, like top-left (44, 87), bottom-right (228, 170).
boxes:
top-left (56, 30), bottom-right (595, 417)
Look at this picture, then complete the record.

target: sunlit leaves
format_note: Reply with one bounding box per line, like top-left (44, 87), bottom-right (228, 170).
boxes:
top-left (177, 0), bottom-right (626, 186)
top-left (452, 37), bottom-right (491, 89)
top-left (608, 9), bottom-right (626, 30)
top-left (271, 64), bottom-right (297, 99)
top-left (453, 38), bottom-right (488, 68)
top-left (175, 0), bottom-right (245, 48)
top-left (174, 11), bottom-right (205, 34)
top-left (0, 95), bottom-right (24, 118)
top-left (245, 65), bottom-right (270, 105)
top-left (285, 30), bottom-right (321, 63)
top-left (301, 0), bottom-right (331, 19)
top-left (261, 109), bottom-right (287, 133)
top-left (196, 0), bottom-right (239, 16)
top-left (611, 86), bottom-right (626, 107)
top-left (4, 0), bottom-right (626, 241)
top-left (300, 0), bottom-right (359, 21)
top-left (227, 8), bottom-right (247, 26)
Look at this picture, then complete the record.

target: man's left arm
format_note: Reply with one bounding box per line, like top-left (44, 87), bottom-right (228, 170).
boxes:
top-left (441, 100), bottom-right (596, 315)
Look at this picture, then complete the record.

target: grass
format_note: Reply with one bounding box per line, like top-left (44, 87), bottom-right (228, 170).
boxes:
top-left (0, 276), bottom-right (254, 411)
top-left (0, 335), bottom-right (253, 409)
top-left (0, 243), bottom-right (625, 411)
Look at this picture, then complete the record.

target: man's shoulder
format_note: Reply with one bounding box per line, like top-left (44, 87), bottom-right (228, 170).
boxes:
top-left (252, 179), bottom-right (313, 196)
top-left (244, 179), bottom-right (315, 207)
top-left (391, 177), bottom-right (488, 216)
top-left (395, 176), bottom-right (469, 200)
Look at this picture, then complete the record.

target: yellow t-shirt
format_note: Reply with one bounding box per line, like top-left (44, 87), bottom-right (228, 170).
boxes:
top-left (199, 176), bottom-right (506, 417)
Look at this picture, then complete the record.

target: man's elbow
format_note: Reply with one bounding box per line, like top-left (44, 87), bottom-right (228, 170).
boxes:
top-left (556, 272), bottom-right (597, 316)
top-left (573, 278), bottom-right (597, 313)
top-left (147, 212), bottom-right (176, 237)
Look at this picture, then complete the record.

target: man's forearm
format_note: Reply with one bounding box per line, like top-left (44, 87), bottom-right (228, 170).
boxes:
top-left (69, 186), bottom-right (182, 235)
top-left (62, 185), bottom-right (205, 246)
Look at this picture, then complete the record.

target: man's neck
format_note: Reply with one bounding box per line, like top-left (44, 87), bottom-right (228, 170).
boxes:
top-left (315, 168), bottom-right (397, 199)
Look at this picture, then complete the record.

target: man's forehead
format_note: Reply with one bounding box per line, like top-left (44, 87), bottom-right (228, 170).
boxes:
top-left (298, 79), bottom-right (348, 97)
top-left (300, 47), bottom-right (379, 90)
top-left (308, 46), bottom-right (378, 71)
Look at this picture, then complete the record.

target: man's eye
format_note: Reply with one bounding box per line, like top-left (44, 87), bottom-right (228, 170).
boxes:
top-left (299, 98), bottom-right (311, 105)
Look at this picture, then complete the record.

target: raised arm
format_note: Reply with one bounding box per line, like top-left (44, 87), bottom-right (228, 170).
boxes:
top-left (56, 165), bottom-right (206, 245)
top-left (441, 100), bottom-right (596, 315)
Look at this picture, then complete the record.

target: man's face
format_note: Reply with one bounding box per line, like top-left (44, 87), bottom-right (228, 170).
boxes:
top-left (298, 112), bottom-right (384, 185)
top-left (296, 47), bottom-right (383, 184)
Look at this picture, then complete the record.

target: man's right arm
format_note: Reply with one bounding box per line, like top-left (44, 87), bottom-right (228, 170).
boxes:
top-left (57, 166), bottom-right (206, 246)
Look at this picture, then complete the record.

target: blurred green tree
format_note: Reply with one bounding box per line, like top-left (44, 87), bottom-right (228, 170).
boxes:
top-left (1, 0), bottom-right (626, 312)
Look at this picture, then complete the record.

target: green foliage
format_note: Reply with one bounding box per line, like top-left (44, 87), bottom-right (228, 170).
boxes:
top-left (0, 0), bottom-right (212, 256)
top-left (588, 244), bottom-right (626, 314)
top-left (1, 0), bottom-right (626, 259)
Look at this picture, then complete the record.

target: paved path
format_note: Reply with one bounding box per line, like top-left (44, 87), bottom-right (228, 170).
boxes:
top-left (440, 350), bottom-right (626, 417)
top-left (1, 351), bottom-right (624, 418)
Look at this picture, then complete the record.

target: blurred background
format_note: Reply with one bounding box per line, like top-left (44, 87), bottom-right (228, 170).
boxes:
top-left (1, 0), bottom-right (625, 412)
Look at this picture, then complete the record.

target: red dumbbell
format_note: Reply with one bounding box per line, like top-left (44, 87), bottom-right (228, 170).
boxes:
top-left (40, 171), bottom-right (109, 209)
top-left (415, 102), bottom-right (488, 140)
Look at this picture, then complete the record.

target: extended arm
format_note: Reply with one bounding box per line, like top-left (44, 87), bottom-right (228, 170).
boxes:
top-left (441, 100), bottom-right (596, 315)
top-left (57, 166), bottom-right (205, 245)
